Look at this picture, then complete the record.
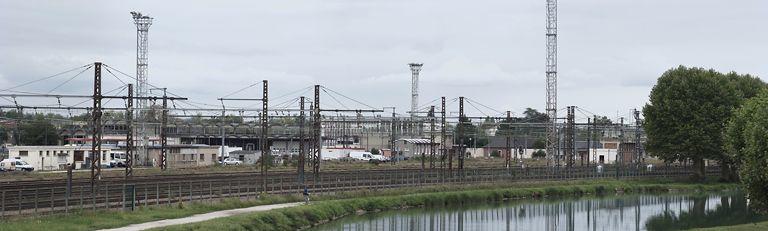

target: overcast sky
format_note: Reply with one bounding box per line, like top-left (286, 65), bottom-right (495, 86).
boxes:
top-left (1, 0), bottom-right (766, 121)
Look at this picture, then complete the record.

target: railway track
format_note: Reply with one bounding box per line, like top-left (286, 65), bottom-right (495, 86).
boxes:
top-left (0, 165), bottom-right (718, 218)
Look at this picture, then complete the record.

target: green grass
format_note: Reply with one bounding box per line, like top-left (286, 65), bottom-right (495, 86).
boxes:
top-left (154, 180), bottom-right (735, 231)
top-left (0, 179), bottom-right (736, 231)
top-left (688, 221), bottom-right (768, 231)
top-left (0, 195), bottom-right (301, 231)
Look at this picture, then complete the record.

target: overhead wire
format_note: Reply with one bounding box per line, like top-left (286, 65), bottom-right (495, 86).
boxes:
top-left (46, 65), bottom-right (94, 93)
top-left (321, 88), bottom-right (349, 110)
top-left (221, 82), bottom-right (261, 99)
top-left (320, 86), bottom-right (378, 110)
top-left (0, 63), bottom-right (93, 92)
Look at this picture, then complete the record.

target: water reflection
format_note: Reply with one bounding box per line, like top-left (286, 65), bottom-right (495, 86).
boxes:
top-left (312, 191), bottom-right (767, 231)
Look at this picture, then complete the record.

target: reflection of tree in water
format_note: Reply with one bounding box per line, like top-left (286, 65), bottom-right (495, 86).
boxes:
top-left (645, 194), bottom-right (768, 231)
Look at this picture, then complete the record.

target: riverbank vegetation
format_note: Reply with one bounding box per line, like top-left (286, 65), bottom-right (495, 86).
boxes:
top-left (0, 179), bottom-right (733, 231)
top-left (153, 180), bottom-right (734, 231)
top-left (644, 66), bottom-right (768, 212)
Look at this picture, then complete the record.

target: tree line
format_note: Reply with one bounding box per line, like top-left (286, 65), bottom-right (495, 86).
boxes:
top-left (643, 65), bottom-right (768, 212)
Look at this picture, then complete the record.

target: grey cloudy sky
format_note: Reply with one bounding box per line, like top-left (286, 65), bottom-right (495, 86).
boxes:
top-left (1, 0), bottom-right (766, 121)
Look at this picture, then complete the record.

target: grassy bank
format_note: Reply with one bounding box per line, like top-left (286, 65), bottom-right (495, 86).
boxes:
top-left (154, 181), bottom-right (735, 231)
top-left (0, 179), bottom-right (735, 231)
top-left (689, 221), bottom-right (768, 231)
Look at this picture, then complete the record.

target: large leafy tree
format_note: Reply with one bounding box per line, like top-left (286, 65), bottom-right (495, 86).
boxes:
top-left (522, 108), bottom-right (548, 123)
top-left (717, 72), bottom-right (768, 180)
top-left (643, 66), bottom-right (740, 181)
top-left (19, 118), bottom-right (60, 145)
top-left (725, 91), bottom-right (768, 212)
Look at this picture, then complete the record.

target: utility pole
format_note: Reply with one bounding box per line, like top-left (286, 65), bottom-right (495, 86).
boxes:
top-left (585, 117), bottom-right (591, 167)
top-left (312, 85), bottom-right (321, 179)
top-left (124, 83), bottom-right (134, 211)
top-left (440, 98), bottom-right (446, 170)
top-left (125, 84), bottom-right (134, 178)
top-left (564, 106), bottom-right (575, 168)
top-left (429, 106), bottom-right (436, 169)
top-left (617, 117), bottom-right (624, 179)
top-left (160, 88), bottom-right (168, 170)
top-left (458, 97), bottom-right (465, 172)
top-left (261, 80), bottom-right (269, 193)
top-left (545, 0), bottom-right (559, 168)
top-left (386, 107), bottom-right (397, 165)
top-left (298, 97), bottom-right (305, 189)
top-left (634, 109), bottom-right (643, 165)
top-left (592, 115), bottom-right (598, 165)
top-left (505, 111), bottom-right (511, 169)
top-left (91, 62), bottom-right (103, 192)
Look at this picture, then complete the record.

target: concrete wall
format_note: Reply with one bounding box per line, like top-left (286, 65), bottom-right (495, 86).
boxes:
top-left (147, 146), bottom-right (219, 168)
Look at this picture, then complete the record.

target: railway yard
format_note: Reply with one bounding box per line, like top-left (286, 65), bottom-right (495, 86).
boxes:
top-left (0, 163), bottom-right (716, 218)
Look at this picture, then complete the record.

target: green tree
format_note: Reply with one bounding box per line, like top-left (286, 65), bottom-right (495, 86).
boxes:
top-left (370, 148), bottom-right (380, 155)
top-left (643, 66), bottom-right (740, 181)
top-left (19, 119), bottom-right (60, 145)
top-left (523, 108), bottom-right (548, 123)
top-left (0, 126), bottom-right (7, 143)
top-left (593, 116), bottom-right (612, 125)
top-left (720, 72), bottom-right (768, 180)
top-left (725, 90), bottom-right (768, 211)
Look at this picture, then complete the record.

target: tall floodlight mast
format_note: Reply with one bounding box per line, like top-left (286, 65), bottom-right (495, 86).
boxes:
top-left (409, 63), bottom-right (423, 117)
top-left (131, 11), bottom-right (153, 114)
top-left (545, 0), bottom-right (559, 166)
top-left (131, 11), bottom-right (153, 165)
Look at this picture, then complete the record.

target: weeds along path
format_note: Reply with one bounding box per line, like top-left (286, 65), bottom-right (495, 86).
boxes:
top-left (97, 202), bottom-right (303, 231)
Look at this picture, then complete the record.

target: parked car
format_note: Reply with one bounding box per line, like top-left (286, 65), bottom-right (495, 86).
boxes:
top-left (109, 158), bottom-right (126, 168)
top-left (0, 158), bottom-right (34, 172)
top-left (371, 154), bottom-right (389, 162)
top-left (222, 157), bottom-right (243, 166)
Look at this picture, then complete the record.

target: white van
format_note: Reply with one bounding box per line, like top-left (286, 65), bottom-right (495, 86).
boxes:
top-left (0, 158), bottom-right (34, 172)
top-left (0, 159), bottom-right (14, 171)
top-left (349, 152), bottom-right (374, 161)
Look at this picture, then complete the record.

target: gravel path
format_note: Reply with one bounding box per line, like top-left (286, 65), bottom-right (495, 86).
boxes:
top-left (98, 202), bottom-right (304, 231)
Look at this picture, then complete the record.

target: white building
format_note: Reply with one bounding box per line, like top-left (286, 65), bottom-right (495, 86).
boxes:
top-left (7, 145), bottom-right (117, 171)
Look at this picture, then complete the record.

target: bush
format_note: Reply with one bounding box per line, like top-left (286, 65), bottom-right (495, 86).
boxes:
top-left (532, 150), bottom-right (546, 158)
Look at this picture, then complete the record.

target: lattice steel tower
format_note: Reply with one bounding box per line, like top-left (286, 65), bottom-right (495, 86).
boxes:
top-left (409, 63), bottom-right (423, 117)
top-left (131, 11), bottom-right (152, 111)
top-left (131, 11), bottom-right (153, 165)
top-left (545, 0), bottom-right (559, 165)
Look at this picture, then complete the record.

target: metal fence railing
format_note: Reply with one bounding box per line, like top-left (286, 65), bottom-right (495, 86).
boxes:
top-left (0, 165), bottom-right (719, 218)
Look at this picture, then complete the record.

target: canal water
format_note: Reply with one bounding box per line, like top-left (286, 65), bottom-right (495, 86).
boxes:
top-left (312, 191), bottom-right (767, 231)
